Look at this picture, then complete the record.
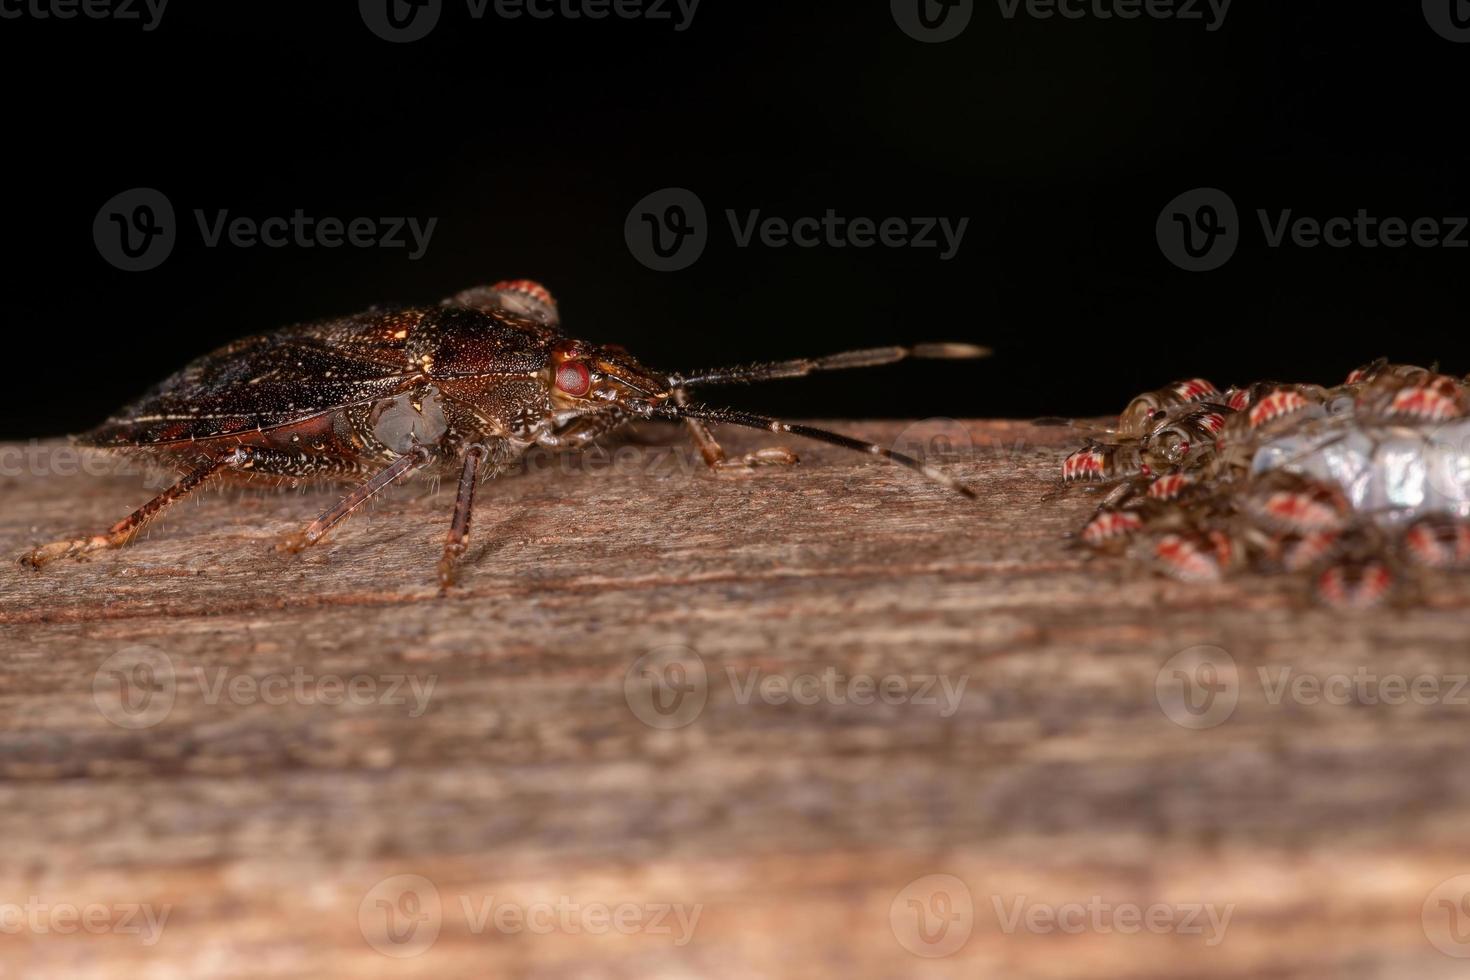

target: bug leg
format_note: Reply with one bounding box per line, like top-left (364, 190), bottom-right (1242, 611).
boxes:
top-left (276, 449), bottom-right (432, 554)
top-left (437, 446), bottom-right (487, 592)
top-left (19, 449), bottom-right (246, 568)
top-left (673, 389), bottom-right (800, 474)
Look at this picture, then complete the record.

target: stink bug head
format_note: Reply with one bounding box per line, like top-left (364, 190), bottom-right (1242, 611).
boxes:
top-left (548, 339), bottom-right (673, 411)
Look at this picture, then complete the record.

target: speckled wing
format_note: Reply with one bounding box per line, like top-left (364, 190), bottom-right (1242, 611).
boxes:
top-left (82, 308), bottom-right (431, 447)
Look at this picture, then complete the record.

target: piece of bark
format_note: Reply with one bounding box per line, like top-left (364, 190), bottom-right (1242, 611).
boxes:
top-left (0, 421), bottom-right (1467, 979)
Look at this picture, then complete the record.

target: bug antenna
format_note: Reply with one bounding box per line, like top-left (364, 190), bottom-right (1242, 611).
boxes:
top-left (650, 402), bottom-right (977, 499)
top-left (668, 343), bottom-right (989, 388)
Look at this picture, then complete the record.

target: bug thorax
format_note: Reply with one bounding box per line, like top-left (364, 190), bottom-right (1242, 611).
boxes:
top-left (547, 339), bottom-right (672, 416)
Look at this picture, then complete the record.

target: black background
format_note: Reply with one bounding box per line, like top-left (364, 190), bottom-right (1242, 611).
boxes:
top-left (2, 0), bottom-right (1466, 439)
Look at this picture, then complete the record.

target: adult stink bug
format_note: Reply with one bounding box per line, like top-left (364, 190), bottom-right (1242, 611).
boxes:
top-left (20, 280), bottom-right (988, 588)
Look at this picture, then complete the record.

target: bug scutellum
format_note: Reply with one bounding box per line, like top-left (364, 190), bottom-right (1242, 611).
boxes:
top-left (20, 280), bottom-right (989, 588)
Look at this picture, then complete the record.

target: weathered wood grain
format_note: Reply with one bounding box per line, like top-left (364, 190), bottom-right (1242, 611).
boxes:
top-left (1, 421), bottom-right (1469, 979)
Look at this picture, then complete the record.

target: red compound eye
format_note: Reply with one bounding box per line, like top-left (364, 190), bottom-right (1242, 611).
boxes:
top-left (555, 361), bottom-right (590, 396)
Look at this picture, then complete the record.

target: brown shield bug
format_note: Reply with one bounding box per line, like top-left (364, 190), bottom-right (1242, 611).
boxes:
top-left (20, 280), bottom-right (988, 588)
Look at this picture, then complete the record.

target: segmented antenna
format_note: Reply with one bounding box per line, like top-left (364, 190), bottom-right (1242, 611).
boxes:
top-left (668, 343), bottom-right (989, 388)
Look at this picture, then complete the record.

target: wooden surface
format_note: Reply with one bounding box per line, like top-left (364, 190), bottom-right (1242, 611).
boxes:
top-left (3, 420), bottom-right (1470, 979)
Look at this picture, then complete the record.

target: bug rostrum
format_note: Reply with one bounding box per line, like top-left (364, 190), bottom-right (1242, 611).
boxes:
top-left (20, 280), bottom-right (988, 588)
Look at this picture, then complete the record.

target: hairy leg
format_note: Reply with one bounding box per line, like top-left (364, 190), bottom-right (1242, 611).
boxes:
top-left (20, 452), bottom-right (237, 567)
top-left (276, 449), bottom-right (433, 554)
top-left (15, 445), bottom-right (339, 568)
top-left (437, 445), bottom-right (487, 591)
